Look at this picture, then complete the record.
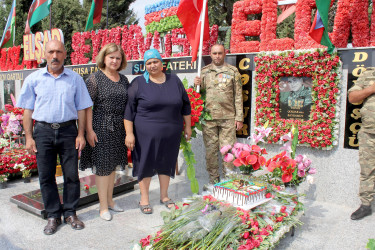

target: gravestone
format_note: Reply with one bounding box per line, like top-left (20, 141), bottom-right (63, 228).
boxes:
top-left (10, 174), bottom-right (137, 219)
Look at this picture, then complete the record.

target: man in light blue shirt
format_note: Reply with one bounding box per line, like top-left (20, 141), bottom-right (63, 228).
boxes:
top-left (17, 40), bottom-right (93, 235)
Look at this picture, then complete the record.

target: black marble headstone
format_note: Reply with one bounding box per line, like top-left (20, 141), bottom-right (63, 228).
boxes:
top-left (10, 174), bottom-right (137, 219)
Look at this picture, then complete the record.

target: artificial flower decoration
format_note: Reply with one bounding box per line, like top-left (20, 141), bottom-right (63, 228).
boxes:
top-left (254, 49), bottom-right (341, 149)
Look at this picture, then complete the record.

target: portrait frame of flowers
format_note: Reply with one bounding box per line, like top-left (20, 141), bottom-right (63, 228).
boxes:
top-left (254, 49), bottom-right (342, 149)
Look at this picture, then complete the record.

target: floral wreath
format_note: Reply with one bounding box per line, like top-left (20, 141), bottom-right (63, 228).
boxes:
top-left (254, 49), bottom-right (342, 149)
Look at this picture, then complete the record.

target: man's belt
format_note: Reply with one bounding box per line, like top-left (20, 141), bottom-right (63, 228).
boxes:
top-left (35, 120), bottom-right (76, 129)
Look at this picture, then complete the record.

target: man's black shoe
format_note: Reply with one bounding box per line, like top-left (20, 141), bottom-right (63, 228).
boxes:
top-left (351, 205), bottom-right (372, 220)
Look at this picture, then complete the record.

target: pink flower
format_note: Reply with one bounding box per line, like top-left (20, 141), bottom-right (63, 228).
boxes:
top-left (243, 144), bottom-right (251, 152)
top-left (280, 141), bottom-right (292, 154)
top-left (298, 169), bottom-right (305, 177)
top-left (298, 163), bottom-right (305, 171)
top-left (250, 133), bottom-right (264, 144)
top-left (255, 126), bottom-right (272, 137)
top-left (231, 147), bottom-right (242, 158)
top-left (281, 132), bottom-right (292, 141)
top-left (251, 145), bottom-right (261, 153)
top-left (223, 153), bottom-right (234, 163)
top-left (233, 142), bottom-right (245, 149)
top-left (220, 145), bottom-right (232, 155)
top-left (295, 154), bottom-right (304, 163)
top-left (304, 159), bottom-right (312, 168)
top-left (309, 168), bottom-right (316, 174)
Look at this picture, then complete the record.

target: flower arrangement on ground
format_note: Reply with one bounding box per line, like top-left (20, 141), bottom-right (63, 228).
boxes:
top-left (15, 163), bottom-right (31, 179)
top-left (180, 78), bottom-right (211, 194)
top-left (220, 125), bottom-right (271, 175)
top-left (0, 104), bottom-right (24, 139)
top-left (134, 188), bottom-right (304, 250)
top-left (0, 147), bottom-right (37, 177)
top-left (221, 124), bottom-right (316, 187)
top-left (265, 127), bottom-right (316, 186)
top-left (0, 173), bottom-right (8, 183)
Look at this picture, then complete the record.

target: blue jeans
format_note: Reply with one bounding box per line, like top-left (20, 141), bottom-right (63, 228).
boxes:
top-left (33, 122), bottom-right (80, 219)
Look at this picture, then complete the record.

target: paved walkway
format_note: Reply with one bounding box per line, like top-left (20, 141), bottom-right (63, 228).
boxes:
top-left (0, 168), bottom-right (374, 250)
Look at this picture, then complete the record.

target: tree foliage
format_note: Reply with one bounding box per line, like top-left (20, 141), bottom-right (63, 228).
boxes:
top-left (83, 0), bottom-right (138, 30)
top-left (0, 0), bottom-right (42, 48)
top-left (207, 0), bottom-right (237, 27)
top-left (41, 0), bottom-right (87, 64)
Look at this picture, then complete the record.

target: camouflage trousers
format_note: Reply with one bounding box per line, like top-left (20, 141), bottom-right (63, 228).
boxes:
top-left (358, 130), bottom-right (375, 206)
top-left (202, 119), bottom-right (236, 184)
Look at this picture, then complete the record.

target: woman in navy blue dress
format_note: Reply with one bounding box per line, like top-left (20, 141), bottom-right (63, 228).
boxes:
top-left (124, 49), bottom-right (191, 214)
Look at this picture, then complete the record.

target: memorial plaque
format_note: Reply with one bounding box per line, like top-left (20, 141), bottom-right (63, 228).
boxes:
top-left (10, 174), bottom-right (137, 219)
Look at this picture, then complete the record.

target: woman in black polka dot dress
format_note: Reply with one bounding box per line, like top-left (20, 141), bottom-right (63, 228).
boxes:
top-left (80, 43), bottom-right (128, 221)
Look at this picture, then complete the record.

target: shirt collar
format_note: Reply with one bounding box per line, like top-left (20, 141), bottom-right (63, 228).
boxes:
top-left (209, 62), bottom-right (227, 72)
top-left (43, 66), bottom-right (69, 78)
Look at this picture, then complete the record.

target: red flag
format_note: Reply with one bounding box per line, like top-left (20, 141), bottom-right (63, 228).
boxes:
top-left (309, 10), bottom-right (324, 43)
top-left (177, 0), bottom-right (209, 62)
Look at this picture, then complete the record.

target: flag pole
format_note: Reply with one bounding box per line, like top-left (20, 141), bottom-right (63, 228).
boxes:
top-left (106, 0), bottom-right (109, 29)
top-left (49, 4), bottom-right (52, 29)
top-left (196, 0), bottom-right (207, 93)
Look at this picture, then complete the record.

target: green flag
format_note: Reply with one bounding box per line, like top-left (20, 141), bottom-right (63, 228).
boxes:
top-left (85, 0), bottom-right (104, 31)
top-left (309, 0), bottom-right (334, 54)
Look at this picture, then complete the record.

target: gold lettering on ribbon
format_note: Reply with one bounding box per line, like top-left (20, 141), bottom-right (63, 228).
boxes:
top-left (236, 124), bottom-right (248, 136)
top-left (350, 122), bottom-right (362, 135)
top-left (351, 108), bottom-right (361, 119)
top-left (243, 107), bottom-right (249, 119)
top-left (239, 58), bottom-right (250, 70)
top-left (352, 65), bottom-right (367, 77)
top-left (241, 74), bottom-right (249, 86)
top-left (348, 136), bottom-right (359, 147)
top-left (242, 90), bottom-right (249, 102)
top-left (353, 52), bottom-right (368, 62)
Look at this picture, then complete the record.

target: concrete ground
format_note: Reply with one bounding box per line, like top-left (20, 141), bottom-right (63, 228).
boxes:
top-left (0, 168), bottom-right (374, 250)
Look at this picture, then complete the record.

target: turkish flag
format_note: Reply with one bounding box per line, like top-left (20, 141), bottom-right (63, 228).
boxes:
top-left (177, 0), bottom-right (209, 62)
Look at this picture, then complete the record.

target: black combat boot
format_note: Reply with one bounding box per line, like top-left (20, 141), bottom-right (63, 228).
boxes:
top-left (350, 205), bottom-right (372, 220)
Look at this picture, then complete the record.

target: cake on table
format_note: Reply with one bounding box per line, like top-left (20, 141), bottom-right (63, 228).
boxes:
top-left (212, 179), bottom-right (268, 207)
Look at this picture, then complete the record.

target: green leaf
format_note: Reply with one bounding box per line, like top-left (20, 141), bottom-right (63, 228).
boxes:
top-left (182, 77), bottom-right (189, 89)
top-left (291, 126), bottom-right (299, 159)
top-left (367, 239), bottom-right (375, 250)
top-left (187, 164), bottom-right (196, 179)
top-left (190, 179), bottom-right (199, 194)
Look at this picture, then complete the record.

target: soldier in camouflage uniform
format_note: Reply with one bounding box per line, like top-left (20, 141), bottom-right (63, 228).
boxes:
top-left (280, 77), bottom-right (312, 120)
top-left (194, 44), bottom-right (243, 184)
top-left (348, 67), bottom-right (375, 220)
top-left (280, 78), bottom-right (312, 109)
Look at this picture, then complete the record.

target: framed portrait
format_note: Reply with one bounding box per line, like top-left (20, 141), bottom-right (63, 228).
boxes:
top-left (279, 77), bottom-right (312, 121)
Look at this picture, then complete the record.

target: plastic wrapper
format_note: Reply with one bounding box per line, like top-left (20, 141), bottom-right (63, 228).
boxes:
top-left (198, 210), bottom-right (221, 231)
top-left (191, 228), bottom-right (209, 241)
top-left (172, 220), bottom-right (202, 243)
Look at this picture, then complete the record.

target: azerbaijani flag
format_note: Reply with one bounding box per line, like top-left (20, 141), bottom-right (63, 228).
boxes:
top-left (85, 0), bottom-right (104, 31)
top-left (25, 0), bottom-right (52, 34)
top-left (309, 0), bottom-right (334, 54)
top-left (0, 0), bottom-right (16, 48)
